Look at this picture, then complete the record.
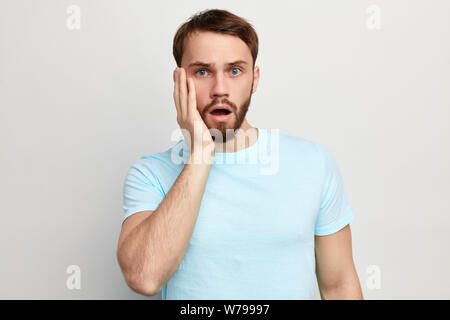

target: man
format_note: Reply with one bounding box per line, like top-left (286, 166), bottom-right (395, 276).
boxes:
top-left (117, 9), bottom-right (363, 300)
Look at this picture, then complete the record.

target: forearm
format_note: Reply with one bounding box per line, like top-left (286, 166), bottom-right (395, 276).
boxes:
top-left (119, 154), bottom-right (213, 295)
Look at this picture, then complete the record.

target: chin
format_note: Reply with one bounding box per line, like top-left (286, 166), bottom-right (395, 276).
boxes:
top-left (208, 125), bottom-right (239, 141)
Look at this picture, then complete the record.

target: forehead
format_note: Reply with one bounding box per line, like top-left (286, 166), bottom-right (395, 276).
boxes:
top-left (182, 30), bottom-right (252, 66)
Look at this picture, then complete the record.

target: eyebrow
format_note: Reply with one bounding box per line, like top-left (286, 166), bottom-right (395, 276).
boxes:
top-left (188, 60), bottom-right (248, 68)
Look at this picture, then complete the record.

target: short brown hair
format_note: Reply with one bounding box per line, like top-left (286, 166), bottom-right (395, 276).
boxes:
top-left (173, 9), bottom-right (259, 68)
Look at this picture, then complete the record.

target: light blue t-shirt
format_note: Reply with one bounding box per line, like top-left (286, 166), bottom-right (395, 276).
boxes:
top-left (121, 128), bottom-right (355, 299)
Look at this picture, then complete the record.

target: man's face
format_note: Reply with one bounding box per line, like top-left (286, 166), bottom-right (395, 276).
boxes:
top-left (180, 31), bottom-right (260, 141)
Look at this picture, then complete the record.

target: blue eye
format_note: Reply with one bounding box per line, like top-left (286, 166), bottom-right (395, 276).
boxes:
top-left (196, 68), bottom-right (242, 77)
top-left (231, 68), bottom-right (241, 76)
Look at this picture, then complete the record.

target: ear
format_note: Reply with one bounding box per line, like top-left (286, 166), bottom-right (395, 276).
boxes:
top-left (251, 66), bottom-right (260, 94)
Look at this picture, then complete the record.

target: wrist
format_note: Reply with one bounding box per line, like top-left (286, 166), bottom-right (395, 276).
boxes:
top-left (188, 149), bottom-right (214, 166)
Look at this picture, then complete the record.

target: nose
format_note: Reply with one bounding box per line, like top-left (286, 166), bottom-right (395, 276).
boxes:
top-left (210, 72), bottom-right (229, 99)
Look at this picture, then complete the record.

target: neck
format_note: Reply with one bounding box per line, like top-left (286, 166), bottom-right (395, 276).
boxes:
top-left (214, 119), bottom-right (259, 153)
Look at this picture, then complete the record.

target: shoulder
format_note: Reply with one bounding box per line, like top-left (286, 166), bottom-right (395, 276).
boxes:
top-left (273, 129), bottom-right (324, 159)
top-left (127, 139), bottom-right (186, 180)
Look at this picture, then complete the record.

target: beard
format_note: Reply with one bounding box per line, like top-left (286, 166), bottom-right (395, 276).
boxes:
top-left (201, 79), bottom-right (254, 143)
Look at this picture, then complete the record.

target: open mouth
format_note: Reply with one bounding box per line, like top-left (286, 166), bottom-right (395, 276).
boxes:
top-left (209, 108), bottom-right (231, 115)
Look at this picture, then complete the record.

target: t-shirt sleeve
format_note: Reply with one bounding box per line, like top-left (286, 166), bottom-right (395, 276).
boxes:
top-left (121, 159), bottom-right (165, 226)
top-left (314, 143), bottom-right (355, 236)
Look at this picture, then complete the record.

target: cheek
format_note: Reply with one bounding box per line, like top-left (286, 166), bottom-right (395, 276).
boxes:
top-left (193, 86), bottom-right (208, 111)
top-left (194, 81), bottom-right (208, 95)
top-left (234, 84), bottom-right (252, 101)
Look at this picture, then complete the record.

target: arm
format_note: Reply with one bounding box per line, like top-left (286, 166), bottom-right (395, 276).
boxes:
top-left (117, 157), bottom-right (212, 296)
top-left (314, 224), bottom-right (364, 299)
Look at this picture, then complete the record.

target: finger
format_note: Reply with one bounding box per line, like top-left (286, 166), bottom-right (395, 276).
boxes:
top-left (187, 77), bottom-right (197, 117)
top-left (179, 67), bottom-right (187, 115)
top-left (173, 68), bottom-right (180, 116)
